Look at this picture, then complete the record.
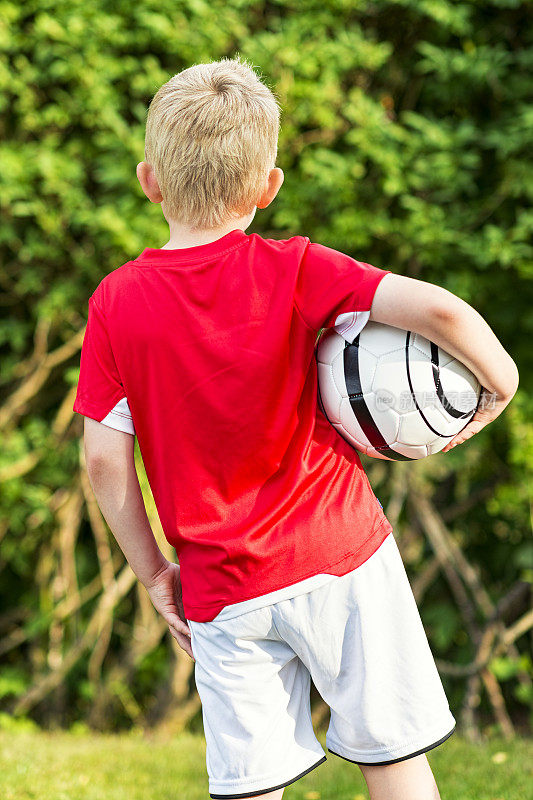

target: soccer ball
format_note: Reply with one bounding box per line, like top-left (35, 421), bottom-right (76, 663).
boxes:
top-left (316, 322), bottom-right (481, 460)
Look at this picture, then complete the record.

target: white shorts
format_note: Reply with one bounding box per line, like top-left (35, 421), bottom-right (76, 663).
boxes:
top-left (187, 533), bottom-right (456, 799)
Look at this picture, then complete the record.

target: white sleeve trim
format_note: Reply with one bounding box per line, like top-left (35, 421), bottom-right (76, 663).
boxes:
top-left (100, 396), bottom-right (135, 435)
top-left (333, 309), bottom-right (371, 343)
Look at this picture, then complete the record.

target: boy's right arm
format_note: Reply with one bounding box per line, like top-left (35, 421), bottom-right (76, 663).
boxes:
top-left (369, 273), bottom-right (519, 451)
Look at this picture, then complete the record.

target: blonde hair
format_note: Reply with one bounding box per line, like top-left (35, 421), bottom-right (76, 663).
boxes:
top-left (144, 56), bottom-right (280, 231)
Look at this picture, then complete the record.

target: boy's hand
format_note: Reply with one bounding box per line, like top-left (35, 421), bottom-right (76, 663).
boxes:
top-left (144, 561), bottom-right (194, 659)
top-left (441, 388), bottom-right (513, 452)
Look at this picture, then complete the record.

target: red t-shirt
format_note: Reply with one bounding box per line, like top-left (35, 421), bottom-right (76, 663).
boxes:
top-left (73, 229), bottom-right (393, 621)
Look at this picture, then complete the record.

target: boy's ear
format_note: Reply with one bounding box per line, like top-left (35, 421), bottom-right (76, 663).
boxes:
top-left (256, 167), bottom-right (284, 209)
top-left (136, 161), bottom-right (163, 204)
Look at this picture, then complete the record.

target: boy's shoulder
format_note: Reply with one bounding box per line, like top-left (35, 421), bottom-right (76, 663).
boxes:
top-left (250, 233), bottom-right (362, 268)
top-left (247, 231), bottom-right (310, 256)
top-left (89, 258), bottom-right (138, 306)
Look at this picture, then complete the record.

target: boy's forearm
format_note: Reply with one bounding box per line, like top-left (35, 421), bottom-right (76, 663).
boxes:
top-left (370, 274), bottom-right (519, 401)
top-left (86, 456), bottom-right (169, 587)
top-left (424, 300), bottom-right (519, 401)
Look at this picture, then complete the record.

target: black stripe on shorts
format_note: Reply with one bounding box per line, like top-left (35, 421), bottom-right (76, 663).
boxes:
top-left (209, 755), bottom-right (327, 799)
top-left (328, 724), bottom-right (456, 767)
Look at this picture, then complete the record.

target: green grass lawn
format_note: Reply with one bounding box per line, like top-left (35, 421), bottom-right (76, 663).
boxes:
top-left (0, 728), bottom-right (531, 800)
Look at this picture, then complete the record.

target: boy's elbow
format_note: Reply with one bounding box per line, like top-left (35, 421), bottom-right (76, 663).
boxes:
top-left (427, 288), bottom-right (471, 333)
top-left (85, 446), bottom-right (125, 481)
top-left (85, 452), bottom-right (113, 482)
top-left (430, 302), bottom-right (456, 327)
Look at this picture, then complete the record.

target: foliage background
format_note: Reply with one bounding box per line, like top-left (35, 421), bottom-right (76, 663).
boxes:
top-left (0, 0), bottom-right (531, 738)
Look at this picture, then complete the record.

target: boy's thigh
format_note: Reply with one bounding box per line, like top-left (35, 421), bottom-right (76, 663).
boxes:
top-left (188, 609), bottom-right (326, 800)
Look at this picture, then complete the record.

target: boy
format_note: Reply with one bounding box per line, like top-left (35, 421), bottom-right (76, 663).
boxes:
top-left (73, 57), bottom-right (518, 800)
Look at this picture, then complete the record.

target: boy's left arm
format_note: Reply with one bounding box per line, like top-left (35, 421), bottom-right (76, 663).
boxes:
top-left (83, 417), bottom-right (193, 658)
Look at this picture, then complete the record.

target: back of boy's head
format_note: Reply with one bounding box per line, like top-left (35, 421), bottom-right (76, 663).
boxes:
top-left (145, 56), bottom-right (280, 231)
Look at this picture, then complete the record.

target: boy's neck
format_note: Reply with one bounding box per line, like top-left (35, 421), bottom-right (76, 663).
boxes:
top-left (161, 208), bottom-right (256, 250)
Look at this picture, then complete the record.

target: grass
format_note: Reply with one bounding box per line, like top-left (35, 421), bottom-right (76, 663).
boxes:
top-left (0, 727), bottom-right (531, 800)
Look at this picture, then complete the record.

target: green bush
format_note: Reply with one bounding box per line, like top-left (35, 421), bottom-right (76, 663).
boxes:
top-left (0, 0), bottom-right (531, 734)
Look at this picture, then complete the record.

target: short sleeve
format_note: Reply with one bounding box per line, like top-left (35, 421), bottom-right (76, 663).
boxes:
top-left (294, 241), bottom-right (391, 341)
top-left (73, 295), bottom-right (135, 435)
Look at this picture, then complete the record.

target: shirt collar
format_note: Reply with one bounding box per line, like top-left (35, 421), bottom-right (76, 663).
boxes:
top-left (133, 229), bottom-right (249, 265)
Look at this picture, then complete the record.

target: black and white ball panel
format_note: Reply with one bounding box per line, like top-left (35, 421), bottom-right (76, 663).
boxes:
top-left (316, 321), bottom-right (481, 461)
